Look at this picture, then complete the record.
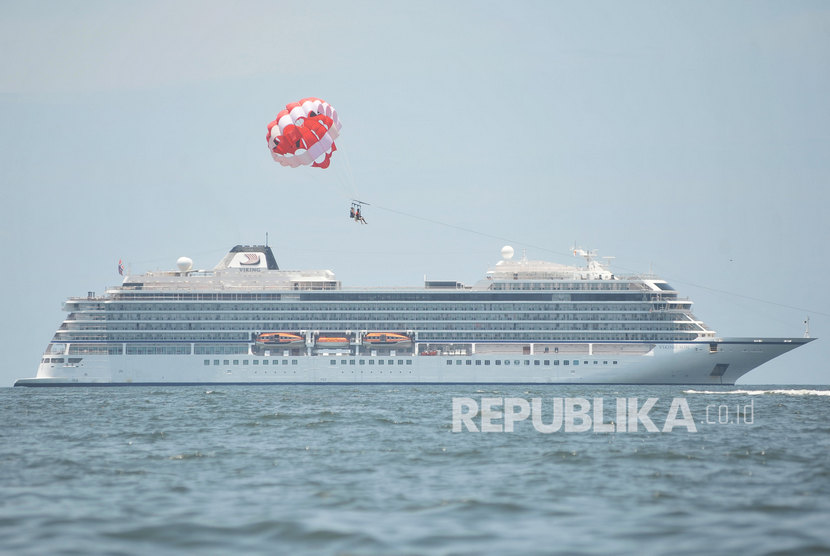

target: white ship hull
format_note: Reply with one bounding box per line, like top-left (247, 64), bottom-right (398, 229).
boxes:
top-left (16, 338), bottom-right (810, 386)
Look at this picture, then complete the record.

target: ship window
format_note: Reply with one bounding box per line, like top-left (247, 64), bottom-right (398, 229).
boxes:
top-left (223, 360), bottom-right (229, 365)
top-left (253, 360), bottom-right (259, 365)
top-left (282, 360), bottom-right (288, 365)
top-left (233, 360), bottom-right (239, 365)
top-left (456, 360), bottom-right (462, 365)
top-left (613, 361), bottom-right (618, 365)
top-left (397, 360), bottom-right (403, 365)
top-left (379, 360), bottom-right (384, 365)
top-left (475, 360), bottom-right (481, 365)
top-left (350, 360), bottom-right (356, 365)
top-left (466, 360), bottom-right (472, 365)
top-left (263, 360), bottom-right (268, 365)
top-left (330, 360), bottom-right (336, 365)
top-left (515, 360), bottom-right (520, 366)
top-left (369, 360), bottom-right (375, 365)
top-left (213, 360), bottom-right (219, 365)
top-left (342, 360), bottom-right (348, 365)
top-left (574, 360), bottom-right (579, 366)
top-left (204, 360), bottom-right (210, 366)
top-left (243, 360), bottom-right (249, 365)
top-left (359, 360), bottom-right (365, 365)
top-left (564, 360), bottom-right (569, 366)
top-left (534, 360), bottom-right (540, 366)
top-left (495, 360), bottom-right (501, 365)
top-left (406, 360), bottom-right (412, 365)
top-left (485, 360), bottom-right (490, 365)
top-left (389, 360), bottom-right (394, 365)
top-left (553, 360), bottom-right (559, 366)
top-left (446, 360), bottom-right (452, 365)
top-left (524, 360), bottom-right (530, 366)
top-left (603, 361), bottom-right (608, 365)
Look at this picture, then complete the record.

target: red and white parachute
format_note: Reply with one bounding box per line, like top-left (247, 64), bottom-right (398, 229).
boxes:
top-left (266, 97), bottom-right (341, 169)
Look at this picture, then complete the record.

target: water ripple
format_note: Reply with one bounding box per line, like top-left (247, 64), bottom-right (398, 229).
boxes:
top-left (2, 385), bottom-right (830, 554)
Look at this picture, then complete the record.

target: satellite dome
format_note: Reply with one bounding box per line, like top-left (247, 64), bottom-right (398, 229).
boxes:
top-left (177, 256), bottom-right (193, 272)
top-left (501, 246), bottom-right (514, 260)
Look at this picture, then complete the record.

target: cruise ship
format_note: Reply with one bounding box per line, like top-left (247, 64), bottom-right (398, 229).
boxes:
top-left (15, 244), bottom-right (813, 386)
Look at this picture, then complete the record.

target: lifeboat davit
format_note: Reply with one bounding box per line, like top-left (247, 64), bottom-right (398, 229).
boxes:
top-left (363, 332), bottom-right (412, 346)
top-left (256, 332), bottom-right (305, 346)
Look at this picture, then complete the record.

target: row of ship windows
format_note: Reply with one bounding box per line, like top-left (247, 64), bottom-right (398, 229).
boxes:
top-left (56, 344), bottom-right (251, 355)
top-left (205, 359), bottom-right (299, 366)
top-left (197, 357), bottom-right (617, 367)
top-left (322, 358), bottom-right (619, 367)
top-left (490, 283), bottom-right (635, 291)
top-left (492, 285), bottom-right (672, 293)
top-left (64, 321), bottom-right (701, 333)
top-left (79, 296), bottom-right (672, 310)
top-left (100, 282), bottom-right (663, 300)
top-left (71, 301), bottom-right (684, 314)
top-left (204, 358), bottom-right (416, 367)
top-left (58, 331), bottom-right (702, 344)
top-left (67, 312), bottom-right (691, 325)
top-left (442, 359), bottom-right (618, 366)
top-left (62, 319), bottom-right (702, 333)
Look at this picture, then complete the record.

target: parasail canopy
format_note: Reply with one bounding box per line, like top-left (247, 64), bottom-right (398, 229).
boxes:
top-left (266, 97), bottom-right (341, 169)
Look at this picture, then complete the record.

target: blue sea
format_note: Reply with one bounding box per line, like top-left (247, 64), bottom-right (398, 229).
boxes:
top-left (2, 385), bottom-right (829, 555)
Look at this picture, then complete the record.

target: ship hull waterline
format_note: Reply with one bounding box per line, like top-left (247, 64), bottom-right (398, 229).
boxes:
top-left (15, 338), bottom-right (810, 387)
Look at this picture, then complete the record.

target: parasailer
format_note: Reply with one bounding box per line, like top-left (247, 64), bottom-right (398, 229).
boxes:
top-left (350, 201), bottom-right (368, 224)
top-left (266, 97), bottom-right (341, 169)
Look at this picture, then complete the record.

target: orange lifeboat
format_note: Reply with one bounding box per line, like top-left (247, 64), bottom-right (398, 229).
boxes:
top-left (256, 332), bottom-right (305, 346)
top-left (364, 332), bottom-right (412, 346)
top-left (316, 336), bottom-right (350, 348)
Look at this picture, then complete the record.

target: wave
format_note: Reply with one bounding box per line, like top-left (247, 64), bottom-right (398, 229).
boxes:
top-left (683, 389), bottom-right (830, 396)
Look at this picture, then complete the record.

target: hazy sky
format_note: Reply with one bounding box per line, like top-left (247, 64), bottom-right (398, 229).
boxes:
top-left (1, 1), bottom-right (828, 386)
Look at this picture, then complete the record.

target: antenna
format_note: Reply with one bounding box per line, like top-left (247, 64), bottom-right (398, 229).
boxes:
top-left (266, 232), bottom-right (269, 247)
top-left (804, 316), bottom-right (811, 338)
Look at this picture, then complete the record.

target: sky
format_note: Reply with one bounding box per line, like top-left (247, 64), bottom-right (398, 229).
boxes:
top-left (1, 1), bottom-right (828, 386)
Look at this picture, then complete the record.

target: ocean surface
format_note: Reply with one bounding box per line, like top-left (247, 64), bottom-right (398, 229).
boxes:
top-left (2, 384), bottom-right (829, 555)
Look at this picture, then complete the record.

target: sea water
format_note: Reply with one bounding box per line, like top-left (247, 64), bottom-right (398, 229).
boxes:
top-left (1, 385), bottom-right (829, 555)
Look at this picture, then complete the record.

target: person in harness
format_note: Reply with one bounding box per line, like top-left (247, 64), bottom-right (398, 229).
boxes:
top-left (350, 201), bottom-right (367, 224)
top-left (355, 206), bottom-right (367, 224)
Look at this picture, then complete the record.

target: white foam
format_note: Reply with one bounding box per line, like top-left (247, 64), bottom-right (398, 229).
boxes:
top-left (684, 389), bottom-right (830, 397)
